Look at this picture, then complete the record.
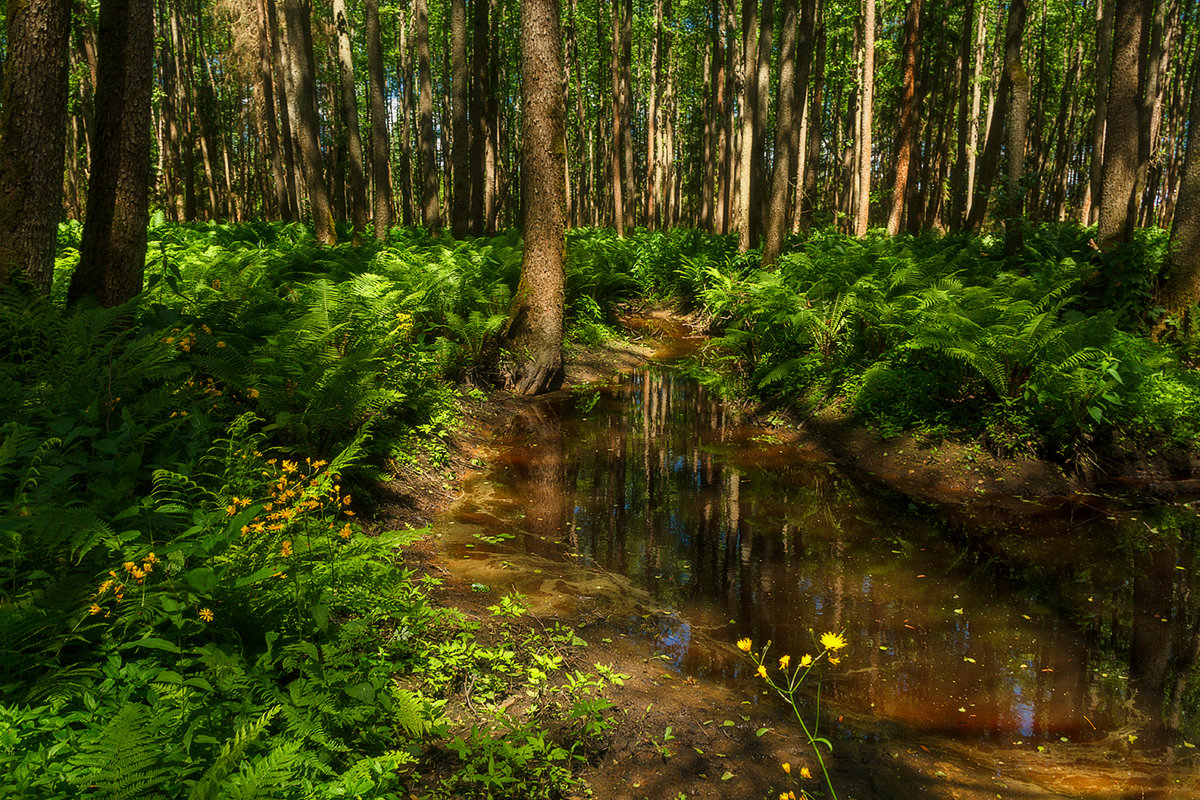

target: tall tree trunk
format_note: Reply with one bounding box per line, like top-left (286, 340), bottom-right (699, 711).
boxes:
top-left (415, 0), bottom-right (441, 232)
top-left (366, 0), bottom-right (392, 240)
top-left (619, 0), bottom-right (634, 231)
top-left (762, 0), bottom-right (807, 268)
top-left (886, 0), bottom-right (922, 235)
top-left (450, 0), bottom-right (469, 236)
top-left (1153, 40), bottom-right (1200, 339)
top-left (854, 0), bottom-right (875, 237)
top-left (645, 0), bottom-right (663, 228)
top-left (68, 0), bottom-right (154, 306)
top-left (266, 0), bottom-right (299, 220)
top-left (750, 0), bottom-right (774, 247)
top-left (967, 0), bottom-right (1026, 231)
top-left (965, 0), bottom-right (986, 222)
top-left (1097, 0), bottom-right (1149, 248)
top-left (703, 0), bottom-right (721, 231)
top-left (609, 0), bottom-right (625, 236)
top-left (1004, 20), bottom-right (1031, 257)
top-left (0, 0), bottom-right (70, 293)
top-left (800, 0), bottom-right (825, 229)
top-left (506, 0), bottom-right (566, 395)
top-left (332, 0), bottom-right (368, 240)
top-left (949, 0), bottom-right (977, 229)
top-left (280, 0), bottom-right (335, 243)
top-left (397, 6), bottom-right (414, 227)
top-left (1086, 0), bottom-right (1116, 224)
top-left (736, 0), bottom-right (759, 251)
top-left (471, 0), bottom-right (493, 233)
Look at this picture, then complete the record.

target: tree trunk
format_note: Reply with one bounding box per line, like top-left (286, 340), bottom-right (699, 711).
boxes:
top-left (0, 0), bottom-right (71, 293)
top-left (609, 0), bottom-right (626, 236)
top-left (471, 0), bottom-right (493, 233)
top-left (278, 0), bottom-right (335, 243)
top-left (750, 0), bottom-right (774, 247)
top-left (854, 0), bottom-right (875, 237)
top-left (397, 6), bottom-right (414, 227)
top-left (645, 0), bottom-right (663, 228)
top-left (332, 0), bottom-right (368, 240)
top-left (619, 0), bottom-right (635, 231)
top-left (366, 0), bottom-right (392, 240)
top-left (736, 0), bottom-right (759, 251)
top-left (68, 0), bottom-right (155, 307)
top-left (505, 0), bottom-right (567, 396)
top-left (949, 0), bottom-right (977, 229)
top-left (449, 0), bottom-right (469, 236)
top-left (1004, 31), bottom-right (1031, 257)
top-left (1153, 41), bottom-right (1200, 339)
top-left (800, 0), bottom-right (825, 228)
top-left (967, 0), bottom-right (1026, 232)
top-left (1097, 0), bottom-right (1149, 248)
top-left (762, 0), bottom-right (806, 268)
top-left (415, 0), bottom-right (441, 232)
top-left (886, 0), bottom-right (922, 236)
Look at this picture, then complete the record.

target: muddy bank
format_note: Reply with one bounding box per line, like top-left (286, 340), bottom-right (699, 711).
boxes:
top-left (371, 310), bottom-right (1199, 799)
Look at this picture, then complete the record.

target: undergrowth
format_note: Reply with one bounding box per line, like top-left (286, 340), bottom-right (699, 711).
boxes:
top-left (5, 219), bottom-right (1199, 798)
top-left (682, 224), bottom-right (1200, 466)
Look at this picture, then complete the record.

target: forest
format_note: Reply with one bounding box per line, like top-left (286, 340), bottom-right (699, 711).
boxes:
top-left (3, 0), bottom-right (1200, 796)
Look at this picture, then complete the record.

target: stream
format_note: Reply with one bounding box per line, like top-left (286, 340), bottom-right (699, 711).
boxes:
top-left (433, 362), bottom-right (1200, 797)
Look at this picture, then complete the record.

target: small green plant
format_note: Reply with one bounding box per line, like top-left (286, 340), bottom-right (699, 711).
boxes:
top-left (738, 632), bottom-right (850, 800)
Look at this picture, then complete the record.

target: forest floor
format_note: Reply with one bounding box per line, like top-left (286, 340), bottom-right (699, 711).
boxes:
top-left (369, 309), bottom-right (1198, 799)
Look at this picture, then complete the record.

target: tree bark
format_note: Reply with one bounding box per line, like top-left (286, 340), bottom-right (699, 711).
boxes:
top-left (0, 0), bottom-right (71, 293)
top-left (332, 0), bottom-right (368, 240)
top-left (1004, 43), bottom-right (1031, 256)
top-left (854, 0), bottom-right (875, 237)
top-left (1097, 0), bottom-right (1149, 248)
top-left (762, 0), bottom-right (807, 268)
top-left (415, 0), bottom-right (441, 232)
top-left (736, 0), bottom-right (759, 251)
top-left (505, 0), bottom-right (566, 396)
top-left (471, 0), bottom-right (493, 233)
top-left (279, 0), bottom-right (335, 244)
top-left (397, 6), bottom-right (414, 227)
top-left (886, 0), bottom-right (922, 236)
top-left (609, 0), bottom-right (626, 236)
top-left (800, 0), bottom-right (825, 229)
top-left (256, 0), bottom-right (288, 220)
top-left (1153, 41), bottom-right (1200, 340)
top-left (751, 0), bottom-right (774, 247)
top-left (68, 0), bottom-right (155, 307)
top-left (450, 0), bottom-right (470, 236)
top-left (366, 0), bottom-right (392, 240)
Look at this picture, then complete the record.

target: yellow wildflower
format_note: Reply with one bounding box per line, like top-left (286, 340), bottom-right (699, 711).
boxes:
top-left (800, 766), bottom-right (812, 780)
top-left (828, 656), bottom-right (841, 665)
top-left (216, 341), bottom-right (226, 348)
top-left (281, 460), bottom-right (298, 473)
top-left (779, 794), bottom-right (789, 800)
top-left (145, 552), bottom-right (158, 563)
top-left (226, 504), bottom-right (237, 516)
top-left (757, 664), bottom-right (768, 679)
top-left (820, 631), bottom-right (847, 652)
top-left (800, 654), bottom-right (813, 667)
top-left (199, 608), bottom-right (214, 622)
top-left (280, 540), bottom-right (293, 557)
top-left (781, 762), bottom-right (791, 774)
top-left (737, 638), bottom-right (752, 652)
top-left (89, 603), bottom-right (102, 615)
top-left (779, 654), bottom-right (791, 670)
top-left (339, 524), bottom-right (352, 539)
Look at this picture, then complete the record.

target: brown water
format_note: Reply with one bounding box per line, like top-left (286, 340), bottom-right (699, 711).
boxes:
top-left (442, 367), bottom-right (1200, 752)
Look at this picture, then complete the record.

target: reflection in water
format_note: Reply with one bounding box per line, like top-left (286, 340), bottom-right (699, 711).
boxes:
top-left (458, 368), bottom-right (1200, 745)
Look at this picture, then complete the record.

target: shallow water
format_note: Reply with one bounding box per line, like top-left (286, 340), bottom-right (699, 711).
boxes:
top-left (441, 367), bottom-right (1200, 752)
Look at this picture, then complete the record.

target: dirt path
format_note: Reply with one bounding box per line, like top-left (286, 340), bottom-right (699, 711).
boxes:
top-left (371, 310), bottom-right (1198, 800)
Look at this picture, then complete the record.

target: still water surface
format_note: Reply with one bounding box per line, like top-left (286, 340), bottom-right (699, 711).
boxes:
top-left (443, 367), bottom-right (1200, 749)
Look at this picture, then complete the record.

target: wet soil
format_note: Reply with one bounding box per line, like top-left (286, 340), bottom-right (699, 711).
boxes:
top-left (372, 309), bottom-right (1200, 799)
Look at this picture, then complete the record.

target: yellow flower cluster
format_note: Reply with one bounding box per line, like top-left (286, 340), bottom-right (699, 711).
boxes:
top-left (90, 553), bottom-right (160, 614)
